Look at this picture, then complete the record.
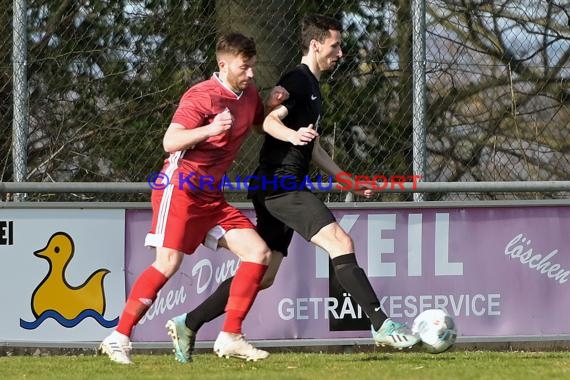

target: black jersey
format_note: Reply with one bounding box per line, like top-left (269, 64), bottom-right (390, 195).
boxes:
top-left (253, 64), bottom-right (322, 193)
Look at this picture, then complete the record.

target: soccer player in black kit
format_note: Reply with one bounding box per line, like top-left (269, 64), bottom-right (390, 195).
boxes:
top-left (166, 14), bottom-right (419, 363)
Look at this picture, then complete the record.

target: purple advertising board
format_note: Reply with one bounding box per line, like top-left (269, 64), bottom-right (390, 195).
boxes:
top-left (126, 204), bottom-right (570, 343)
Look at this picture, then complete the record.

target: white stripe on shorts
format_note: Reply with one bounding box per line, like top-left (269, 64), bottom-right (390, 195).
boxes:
top-left (146, 151), bottom-right (183, 246)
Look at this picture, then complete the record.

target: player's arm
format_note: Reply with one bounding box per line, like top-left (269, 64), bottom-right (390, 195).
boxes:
top-left (163, 110), bottom-right (232, 153)
top-left (312, 138), bottom-right (374, 198)
top-left (262, 106), bottom-right (319, 145)
top-left (252, 86), bottom-right (289, 134)
top-left (311, 137), bottom-right (344, 176)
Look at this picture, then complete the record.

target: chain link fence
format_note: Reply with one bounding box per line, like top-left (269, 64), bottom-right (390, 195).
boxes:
top-left (1, 0), bottom-right (569, 201)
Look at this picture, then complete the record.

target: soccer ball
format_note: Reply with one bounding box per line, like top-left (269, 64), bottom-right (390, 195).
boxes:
top-left (412, 309), bottom-right (457, 353)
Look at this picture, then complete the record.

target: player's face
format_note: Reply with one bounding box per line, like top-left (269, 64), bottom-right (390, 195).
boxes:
top-left (220, 54), bottom-right (256, 92)
top-left (316, 30), bottom-right (343, 71)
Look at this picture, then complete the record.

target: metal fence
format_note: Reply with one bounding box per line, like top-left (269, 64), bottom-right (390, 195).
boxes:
top-left (2, 0), bottom-right (569, 202)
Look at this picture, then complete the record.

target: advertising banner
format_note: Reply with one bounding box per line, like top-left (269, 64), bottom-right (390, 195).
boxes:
top-left (125, 205), bottom-right (570, 343)
top-left (0, 209), bottom-right (125, 342)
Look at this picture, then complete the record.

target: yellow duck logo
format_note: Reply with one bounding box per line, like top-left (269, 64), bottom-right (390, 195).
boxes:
top-left (20, 232), bottom-right (118, 329)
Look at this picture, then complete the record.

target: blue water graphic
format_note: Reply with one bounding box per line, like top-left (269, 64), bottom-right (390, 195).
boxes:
top-left (20, 309), bottom-right (119, 329)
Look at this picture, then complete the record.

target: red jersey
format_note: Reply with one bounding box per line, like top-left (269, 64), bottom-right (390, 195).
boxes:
top-left (162, 74), bottom-right (264, 200)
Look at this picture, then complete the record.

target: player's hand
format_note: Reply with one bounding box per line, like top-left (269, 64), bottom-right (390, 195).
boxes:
top-left (352, 182), bottom-right (375, 199)
top-left (209, 108), bottom-right (233, 136)
top-left (288, 124), bottom-right (319, 146)
top-left (266, 86), bottom-right (289, 109)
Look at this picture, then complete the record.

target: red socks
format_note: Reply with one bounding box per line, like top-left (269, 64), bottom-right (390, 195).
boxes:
top-left (223, 262), bottom-right (268, 334)
top-left (116, 266), bottom-right (168, 336)
top-left (116, 262), bottom-right (266, 336)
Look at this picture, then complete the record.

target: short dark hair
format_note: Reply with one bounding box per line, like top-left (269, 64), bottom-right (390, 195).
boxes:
top-left (300, 14), bottom-right (343, 55)
top-left (216, 32), bottom-right (256, 59)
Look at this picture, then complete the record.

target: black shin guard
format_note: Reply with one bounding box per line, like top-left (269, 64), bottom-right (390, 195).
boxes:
top-left (332, 254), bottom-right (388, 330)
top-left (185, 276), bottom-right (233, 332)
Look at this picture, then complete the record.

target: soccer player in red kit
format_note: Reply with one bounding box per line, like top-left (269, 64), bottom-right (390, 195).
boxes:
top-left (99, 32), bottom-right (287, 364)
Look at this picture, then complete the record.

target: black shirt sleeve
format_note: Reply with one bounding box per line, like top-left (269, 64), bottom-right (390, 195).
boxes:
top-left (278, 70), bottom-right (308, 116)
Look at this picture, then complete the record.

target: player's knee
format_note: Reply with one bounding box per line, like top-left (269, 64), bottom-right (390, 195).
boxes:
top-left (154, 248), bottom-right (184, 277)
top-left (334, 229), bottom-right (354, 252)
top-left (259, 247), bottom-right (272, 265)
top-left (244, 245), bottom-right (272, 265)
top-left (153, 261), bottom-right (180, 278)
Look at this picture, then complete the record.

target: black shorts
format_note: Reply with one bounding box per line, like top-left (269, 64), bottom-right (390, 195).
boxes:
top-left (252, 190), bottom-right (336, 256)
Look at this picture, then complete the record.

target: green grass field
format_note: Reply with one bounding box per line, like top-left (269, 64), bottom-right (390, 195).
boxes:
top-left (1, 351), bottom-right (570, 379)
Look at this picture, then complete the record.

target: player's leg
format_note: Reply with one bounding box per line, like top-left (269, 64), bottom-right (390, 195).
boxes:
top-left (310, 222), bottom-right (419, 349)
top-left (167, 196), bottom-right (291, 363)
top-left (264, 191), bottom-right (380, 321)
top-left (309, 221), bottom-right (389, 324)
top-left (265, 191), bottom-right (418, 349)
top-left (183, 202), bottom-right (288, 334)
top-left (100, 184), bottom-right (202, 364)
top-left (167, 251), bottom-right (284, 363)
top-left (184, 250), bottom-right (283, 331)
top-left (211, 227), bottom-right (271, 361)
top-left (100, 246), bottom-right (183, 364)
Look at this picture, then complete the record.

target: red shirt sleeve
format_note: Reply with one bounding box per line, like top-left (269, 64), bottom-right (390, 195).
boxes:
top-left (171, 90), bottom-right (212, 129)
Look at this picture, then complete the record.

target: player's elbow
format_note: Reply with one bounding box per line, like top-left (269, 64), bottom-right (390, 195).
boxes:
top-left (162, 136), bottom-right (178, 153)
top-left (162, 123), bottom-right (187, 153)
top-left (261, 116), bottom-right (272, 133)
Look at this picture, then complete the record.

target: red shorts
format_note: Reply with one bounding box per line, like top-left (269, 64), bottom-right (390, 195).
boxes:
top-left (144, 185), bottom-right (254, 254)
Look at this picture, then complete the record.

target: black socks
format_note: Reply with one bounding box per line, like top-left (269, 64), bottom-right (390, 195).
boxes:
top-left (185, 254), bottom-right (388, 332)
top-left (331, 253), bottom-right (388, 331)
top-left (185, 276), bottom-right (233, 332)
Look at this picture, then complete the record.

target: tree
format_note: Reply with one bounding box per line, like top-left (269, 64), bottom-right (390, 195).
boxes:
top-left (425, 0), bottom-right (570, 199)
top-left (18, 0), bottom-right (218, 200)
top-left (4, 0), bottom-right (567, 202)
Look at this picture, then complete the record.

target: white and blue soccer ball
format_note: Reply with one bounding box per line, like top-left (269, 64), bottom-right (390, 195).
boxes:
top-left (412, 308), bottom-right (457, 353)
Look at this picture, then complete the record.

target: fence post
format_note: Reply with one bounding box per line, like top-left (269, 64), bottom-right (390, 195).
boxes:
top-left (12, 0), bottom-right (28, 201)
top-left (412, 0), bottom-right (427, 202)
